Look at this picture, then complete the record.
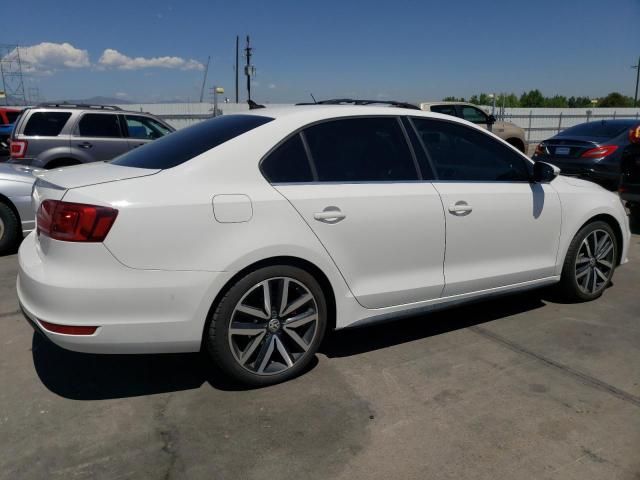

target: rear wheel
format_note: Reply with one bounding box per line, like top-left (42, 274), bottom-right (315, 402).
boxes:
top-left (556, 221), bottom-right (617, 302)
top-left (0, 202), bottom-right (20, 255)
top-left (45, 158), bottom-right (80, 169)
top-left (205, 265), bottom-right (327, 386)
top-left (506, 138), bottom-right (525, 153)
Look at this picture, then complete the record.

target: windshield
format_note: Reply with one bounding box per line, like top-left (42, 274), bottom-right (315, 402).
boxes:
top-left (111, 114), bottom-right (274, 169)
top-left (558, 120), bottom-right (635, 139)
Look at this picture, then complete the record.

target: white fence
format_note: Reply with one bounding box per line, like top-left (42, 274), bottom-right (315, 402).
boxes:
top-left (119, 103), bottom-right (640, 143)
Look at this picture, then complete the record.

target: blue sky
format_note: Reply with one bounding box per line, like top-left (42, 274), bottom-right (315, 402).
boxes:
top-left (6, 0), bottom-right (640, 103)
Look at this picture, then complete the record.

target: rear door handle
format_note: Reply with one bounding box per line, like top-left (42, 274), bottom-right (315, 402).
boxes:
top-left (78, 142), bottom-right (93, 149)
top-left (448, 201), bottom-right (473, 215)
top-left (313, 207), bottom-right (346, 223)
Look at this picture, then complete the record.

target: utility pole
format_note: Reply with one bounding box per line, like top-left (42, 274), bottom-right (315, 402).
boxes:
top-left (199, 56), bottom-right (210, 103)
top-left (235, 36), bottom-right (239, 103)
top-left (244, 35), bottom-right (255, 102)
top-left (633, 56), bottom-right (640, 108)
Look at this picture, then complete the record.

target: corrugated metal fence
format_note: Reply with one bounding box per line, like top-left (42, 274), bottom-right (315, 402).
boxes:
top-left (120, 103), bottom-right (640, 144)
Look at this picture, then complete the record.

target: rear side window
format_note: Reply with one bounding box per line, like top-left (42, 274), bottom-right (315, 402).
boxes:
top-left (412, 118), bottom-right (530, 182)
top-left (303, 117), bottom-right (418, 182)
top-left (112, 114), bottom-right (273, 169)
top-left (261, 134), bottom-right (314, 183)
top-left (78, 114), bottom-right (121, 137)
top-left (24, 112), bottom-right (71, 136)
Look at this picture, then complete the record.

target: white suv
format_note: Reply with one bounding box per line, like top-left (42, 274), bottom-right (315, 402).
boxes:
top-left (18, 104), bottom-right (630, 386)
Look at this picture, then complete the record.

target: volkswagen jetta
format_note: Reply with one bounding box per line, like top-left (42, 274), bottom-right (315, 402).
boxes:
top-left (17, 104), bottom-right (630, 385)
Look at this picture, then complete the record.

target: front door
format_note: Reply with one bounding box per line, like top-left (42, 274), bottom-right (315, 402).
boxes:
top-left (261, 117), bottom-right (446, 309)
top-left (410, 117), bottom-right (561, 297)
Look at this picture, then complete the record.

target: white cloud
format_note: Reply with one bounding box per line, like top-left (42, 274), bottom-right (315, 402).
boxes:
top-left (98, 49), bottom-right (204, 71)
top-left (268, 83), bottom-right (277, 89)
top-left (4, 42), bottom-right (90, 74)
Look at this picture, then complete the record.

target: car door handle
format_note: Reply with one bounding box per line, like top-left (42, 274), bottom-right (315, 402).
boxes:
top-left (448, 201), bottom-right (473, 215)
top-left (78, 142), bottom-right (93, 149)
top-left (313, 207), bottom-right (346, 223)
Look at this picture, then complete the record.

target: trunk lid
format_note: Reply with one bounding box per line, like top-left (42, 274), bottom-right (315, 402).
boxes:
top-left (541, 137), bottom-right (600, 159)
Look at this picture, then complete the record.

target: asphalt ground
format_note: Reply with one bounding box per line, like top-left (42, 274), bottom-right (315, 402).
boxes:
top-left (1, 225), bottom-right (639, 480)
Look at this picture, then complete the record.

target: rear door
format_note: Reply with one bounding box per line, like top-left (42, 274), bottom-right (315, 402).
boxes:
top-left (74, 113), bottom-right (129, 161)
top-left (123, 114), bottom-right (173, 151)
top-left (264, 116), bottom-right (446, 309)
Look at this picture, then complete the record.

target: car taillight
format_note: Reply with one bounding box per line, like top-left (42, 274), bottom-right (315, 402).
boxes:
top-left (581, 145), bottom-right (619, 158)
top-left (534, 143), bottom-right (547, 156)
top-left (9, 139), bottom-right (27, 158)
top-left (39, 320), bottom-right (98, 335)
top-left (629, 125), bottom-right (640, 144)
top-left (37, 200), bottom-right (118, 242)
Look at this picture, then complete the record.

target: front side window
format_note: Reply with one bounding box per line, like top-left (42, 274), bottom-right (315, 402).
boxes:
top-left (412, 118), bottom-right (530, 182)
top-left (461, 106), bottom-right (488, 124)
top-left (303, 117), bottom-right (418, 182)
top-left (430, 105), bottom-right (457, 117)
top-left (125, 115), bottom-right (172, 139)
top-left (261, 134), bottom-right (313, 183)
top-left (78, 114), bottom-right (121, 137)
top-left (24, 112), bottom-right (71, 136)
top-left (112, 114), bottom-right (273, 169)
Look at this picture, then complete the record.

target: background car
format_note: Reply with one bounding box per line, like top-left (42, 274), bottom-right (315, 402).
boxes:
top-left (0, 164), bottom-right (37, 254)
top-left (419, 101), bottom-right (527, 152)
top-left (18, 104), bottom-right (629, 386)
top-left (620, 124), bottom-right (640, 222)
top-left (8, 103), bottom-right (175, 169)
top-left (532, 119), bottom-right (640, 190)
top-left (0, 107), bottom-right (23, 160)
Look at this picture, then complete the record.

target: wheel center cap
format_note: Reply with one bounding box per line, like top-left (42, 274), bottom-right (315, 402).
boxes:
top-left (589, 258), bottom-right (596, 267)
top-left (267, 318), bottom-right (281, 333)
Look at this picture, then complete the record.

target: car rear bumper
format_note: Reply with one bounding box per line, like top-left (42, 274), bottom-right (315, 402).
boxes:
top-left (17, 233), bottom-right (230, 354)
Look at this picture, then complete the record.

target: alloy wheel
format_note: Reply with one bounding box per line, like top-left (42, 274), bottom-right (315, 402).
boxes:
top-left (575, 229), bottom-right (615, 294)
top-left (228, 277), bottom-right (319, 376)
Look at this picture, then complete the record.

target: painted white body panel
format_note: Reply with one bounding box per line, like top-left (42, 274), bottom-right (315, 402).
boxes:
top-left (16, 105), bottom-right (631, 354)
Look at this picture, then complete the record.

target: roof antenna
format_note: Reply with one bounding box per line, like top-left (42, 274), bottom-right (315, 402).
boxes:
top-left (310, 93), bottom-right (317, 104)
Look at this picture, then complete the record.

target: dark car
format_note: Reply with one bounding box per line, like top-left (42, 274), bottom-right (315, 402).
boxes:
top-left (620, 125), bottom-right (640, 222)
top-left (532, 119), bottom-right (640, 190)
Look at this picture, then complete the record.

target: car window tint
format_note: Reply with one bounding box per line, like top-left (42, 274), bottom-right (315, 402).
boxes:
top-left (262, 134), bottom-right (313, 183)
top-left (78, 114), bottom-right (121, 137)
top-left (125, 115), bottom-right (171, 139)
top-left (461, 106), bottom-right (487, 124)
top-left (412, 118), bottom-right (530, 182)
top-left (112, 114), bottom-right (273, 169)
top-left (6, 111), bottom-right (20, 124)
top-left (402, 117), bottom-right (435, 180)
top-left (304, 117), bottom-right (418, 182)
top-left (24, 112), bottom-right (71, 136)
top-left (430, 105), bottom-right (457, 116)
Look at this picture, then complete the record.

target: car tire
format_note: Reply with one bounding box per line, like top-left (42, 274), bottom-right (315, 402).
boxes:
top-left (45, 159), bottom-right (80, 169)
top-left (0, 202), bottom-right (20, 255)
top-left (205, 265), bottom-right (327, 387)
top-left (556, 221), bottom-right (618, 302)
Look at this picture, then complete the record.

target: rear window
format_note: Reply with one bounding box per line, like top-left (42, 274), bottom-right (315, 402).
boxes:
top-left (111, 114), bottom-right (273, 169)
top-left (559, 121), bottom-right (635, 139)
top-left (24, 112), bottom-right (71, 136)
top-left (6, 111), bottom-right (20, 124)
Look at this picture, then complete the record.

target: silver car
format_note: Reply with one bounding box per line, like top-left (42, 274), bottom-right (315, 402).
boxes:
top-left (8, 103), bottom-right (174, 169)
top-left (0, 164), bottom-right (38, 254)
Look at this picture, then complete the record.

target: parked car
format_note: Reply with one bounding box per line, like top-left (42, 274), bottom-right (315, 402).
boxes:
top-left (0, 107), bottom-right (23, 159)
top-left (419, 101), bottom-right (527, 152)
top-left (8, 103), bottom-right (175, 168)
top-left (0, 164), bottom-right (37, 254)
top-left (18, 103), bottom-right (630, 386)
top-left (532, 119), bottom-right (640, 190)
top-left (619, 124), bottom-right (640, 221)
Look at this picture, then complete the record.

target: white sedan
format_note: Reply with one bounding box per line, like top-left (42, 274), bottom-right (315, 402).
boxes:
top-left (17, 104), bottom-right (631, 386)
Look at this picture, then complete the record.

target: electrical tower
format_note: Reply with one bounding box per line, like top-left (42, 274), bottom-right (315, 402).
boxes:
top-left (0, 44), bottom-right (27, 106)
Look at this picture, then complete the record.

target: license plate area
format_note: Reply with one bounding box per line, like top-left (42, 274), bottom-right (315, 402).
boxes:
top-left (555, 147), bottom-right (571, 155)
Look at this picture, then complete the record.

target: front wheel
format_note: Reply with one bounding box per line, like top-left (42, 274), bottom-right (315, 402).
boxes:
top-left (556, 221), bottom-right (618, 302)
top-left (0, 202), bottom-right (20, 255)
top-left (205, 265), bottom-right (327, 386)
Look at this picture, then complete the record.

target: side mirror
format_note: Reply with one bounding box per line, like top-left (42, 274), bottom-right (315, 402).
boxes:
top-left (533, 161), bottom-right (560, 183)
top-left (487, 114), bottom-right (496, 125)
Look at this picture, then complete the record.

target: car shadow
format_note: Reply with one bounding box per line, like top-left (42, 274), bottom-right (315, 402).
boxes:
top-left (33, 291), bottom-right (547, 400)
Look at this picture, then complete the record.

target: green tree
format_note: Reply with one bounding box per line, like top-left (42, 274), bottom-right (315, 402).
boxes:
top-left (442, 96), bottom-right (465, 102)
top-left (545, 95), bottom-right (569, 107)
top-left (597, 92), bottom-right (634, 107)
top-left (519, 89), bottom-right (545, 107)
top-left (469, 95), bottom-right (480, 105)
